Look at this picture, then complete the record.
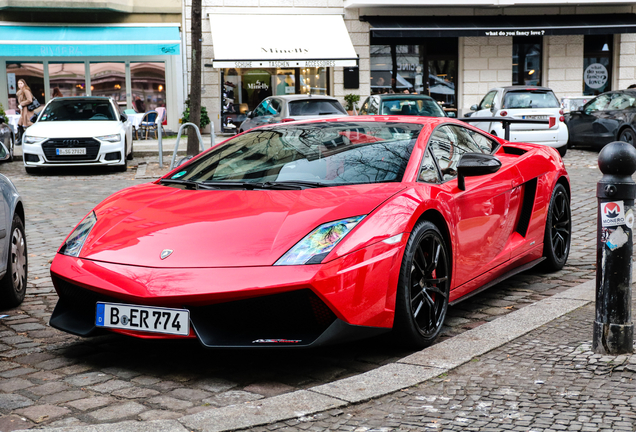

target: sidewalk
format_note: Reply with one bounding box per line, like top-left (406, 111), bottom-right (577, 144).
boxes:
top-left (10, 271), bottom-right (632, 432)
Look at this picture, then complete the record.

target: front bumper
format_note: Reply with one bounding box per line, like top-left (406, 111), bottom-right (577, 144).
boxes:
top-left (23, 138), bottom-right (126, 167)
top-left (49, 238), bottom-right (406, 348)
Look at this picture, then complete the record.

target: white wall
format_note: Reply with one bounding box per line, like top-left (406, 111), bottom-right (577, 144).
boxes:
top-left (461, 36), bottom-right (512, 113)
top-left (618, 33), bottom-right (636, 90)
top-left (545, 35), bottom-right (584, 99)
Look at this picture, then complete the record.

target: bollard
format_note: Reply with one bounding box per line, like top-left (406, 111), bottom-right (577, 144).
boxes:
top-left (593, 141), bottom-right (636, 354)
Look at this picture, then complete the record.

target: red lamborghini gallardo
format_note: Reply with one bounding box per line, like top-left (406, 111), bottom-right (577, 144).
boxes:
top-left (49, 117), bottom-right (571, 349)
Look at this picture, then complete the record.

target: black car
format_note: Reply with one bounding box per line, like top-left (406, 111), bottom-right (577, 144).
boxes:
top-left (565, 90), bottom-right (636, 149)
top-left (0, 115), bottom-right (14, 162)
top-left (359, 94), bottom-right (449, 117)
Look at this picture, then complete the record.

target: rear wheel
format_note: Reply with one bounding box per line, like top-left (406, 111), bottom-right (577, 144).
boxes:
top-left (542, 183), bottom-right (571, 271)
top-left (619, 128), bottom-right (635, 146)
top-left (558, 146), bottom-right (567, 157)
top-left (0, 215), bottom-right (27, 309)
top-left (393, 221), bottom-right (450, 349)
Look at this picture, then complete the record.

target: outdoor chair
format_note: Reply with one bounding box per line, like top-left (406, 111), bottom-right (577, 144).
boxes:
top-left (139, 111), bottom-right (159, 140)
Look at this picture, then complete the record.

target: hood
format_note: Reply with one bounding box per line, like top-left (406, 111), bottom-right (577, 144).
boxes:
top-left (80, 182), bottom-right (405, 268)
top-left (27, 121), bottom-right (121, 138)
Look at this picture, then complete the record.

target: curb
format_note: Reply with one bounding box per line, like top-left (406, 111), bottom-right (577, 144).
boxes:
top-left (14, 276), bottom-right (602, 432)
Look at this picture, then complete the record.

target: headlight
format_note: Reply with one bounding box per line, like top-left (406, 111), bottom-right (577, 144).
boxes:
top-left (59, 211), bottom-right (97, 257)
top-left (96, 134), bottom-right (122, 143)
top-left (275, 216), bottom-right (365, 265)
top-left (23, 136), bottom-right (46, 144)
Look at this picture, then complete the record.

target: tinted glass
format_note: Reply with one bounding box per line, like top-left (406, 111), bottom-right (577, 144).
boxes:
top-left (254, 99), bottom-right (279, 117)
top-left (608, 93), bottom-right (636, 110)
top-left (585, 94), bottom-right (611, 112)
top-left (288, 100), bottom-right (346, 116)
top-left (479, 91), bottom-right (497, 110)
top-left (39, 99), bottom-right (116, 122)
top-left (503, 91), bottom-right (559, 109)
top-left (173, 122), bottom-right (422, 186)
top-left (418, 148), bottom-right (440, 183)
top-left (379, 97), bottom-right (446, 117)
top-left (428, 125), bottom-right (484, 182)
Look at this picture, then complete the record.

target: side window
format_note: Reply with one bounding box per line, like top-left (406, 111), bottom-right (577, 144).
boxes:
top-left (428, 125), bottom-right (492, 182)
top-left (359, 97), bottom-right (370, 115)
top-left (465, 128), bottom-right (497, 154)
top-left (609, 93), bottom-right (635, 111)
top-left (585, 94), bottom-right (611, 114)
top-left (479, 91), bottom-right (497, 110)
top-left (368, 96), bottom-right (380, 115)
top-left (253, 99), bottom-right (279, 117)
top-left (270, 99), bottom-right (282, 115)
top-left (419, 148), bottom-right (441, 183)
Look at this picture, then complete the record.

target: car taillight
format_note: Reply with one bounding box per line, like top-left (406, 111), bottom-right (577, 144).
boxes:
top-left (549, 117), bottom-right (556, 128)
top-left (500, 110), bottom-right (508, 117)
top-left (559, 109), bottom-right (564, 115)
top-left (559, 116), bottom-right (565, 122)
top-left (281, 118), bottom-right (295, 123)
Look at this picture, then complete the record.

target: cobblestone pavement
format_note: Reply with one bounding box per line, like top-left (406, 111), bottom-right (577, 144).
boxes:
top-left (244, 300), bottom-right (636, 432)
top-left (0, 149), bottom-right (600, 430)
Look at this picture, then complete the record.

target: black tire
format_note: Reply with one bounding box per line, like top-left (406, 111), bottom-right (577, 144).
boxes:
top-left (393, 221), bottom-right (451, 349)
top-left (542, 183), bottom-right (571, 271)
top-left (114, 159), bottom-right (127, 172)
top-left (619, 128), bottom-right (635, 146)
top-left (558, 146), bottom-right (567, 157)
top-left (0, 215), bottom-right (27, 309)
top-left (24, 166), bottom-right (39, 175)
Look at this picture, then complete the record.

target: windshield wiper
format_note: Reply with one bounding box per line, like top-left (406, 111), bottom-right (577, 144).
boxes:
top-left (258, 180), bottom-right (329, 189)
top-left (159, 178), bottom-right (217, 190)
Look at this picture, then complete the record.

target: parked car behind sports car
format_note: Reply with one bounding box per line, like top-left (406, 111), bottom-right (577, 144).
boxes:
top-left (21, 97), bottom-right (133, 174)
top-left (238, 95), bottom-right (348, 133)
top-left (565, 90), bottom-right (636, 149)
top-left (359, 94), bottom-right (449, 117)
top-left (0, 174), bottom-right (27, 309)
top-left (469, 86), bottom-right (569, 156)
top-left (0, 114), bottom-right (15, 163)
top-left (50, 116), bottom-right (570, 349)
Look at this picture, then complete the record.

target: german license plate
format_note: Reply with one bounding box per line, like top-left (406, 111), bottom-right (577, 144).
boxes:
top-left (95, 302), bottom-right (190, 336)
top-left (57, 148), bottom-right (86, 155)
top-left (522, 115), bottom-right (548, 120)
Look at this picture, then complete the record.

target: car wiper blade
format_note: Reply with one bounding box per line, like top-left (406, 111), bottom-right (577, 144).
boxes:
top-left (159, 178), bottom-right (217, 190)
top-left (259, 180), bottom-right (329, 189)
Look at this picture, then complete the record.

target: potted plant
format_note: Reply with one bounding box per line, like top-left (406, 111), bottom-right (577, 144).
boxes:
top-left (344, 94), bottom-right (360, 115)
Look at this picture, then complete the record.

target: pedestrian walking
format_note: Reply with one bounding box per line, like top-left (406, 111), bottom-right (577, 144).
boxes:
top-left (16, 79), bottom-right (35, 142)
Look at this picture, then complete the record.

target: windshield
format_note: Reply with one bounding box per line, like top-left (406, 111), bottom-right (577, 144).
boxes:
top-left (503, 91), bottom-right (559, 109)
top-left (379, 98), bottom-right (446, 117)
top-left (39, 100), bottom-right (117, 122)
top-left (288, 100), bottom-right (347, 116)
top-left (169, 122), bottom-right (422, 187)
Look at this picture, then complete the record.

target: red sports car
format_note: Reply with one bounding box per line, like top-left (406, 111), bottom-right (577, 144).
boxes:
top-left (49, 117), bottom-right (571, 349)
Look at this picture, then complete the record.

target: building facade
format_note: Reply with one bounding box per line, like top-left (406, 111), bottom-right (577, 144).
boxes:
top-left (1, 0), bottom-right (185, 130)
top-left (188, 0), bottom-right (636, 132)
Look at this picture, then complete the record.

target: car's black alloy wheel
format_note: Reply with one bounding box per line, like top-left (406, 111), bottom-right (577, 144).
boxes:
top-left (620, 128), bottom-right (635, 145)
top-left (542, 183), bottom-right (571, 271)
top-left (0, 215), bottom-right (27, 309)
top-left (394, 220), bottom-right (450, 348)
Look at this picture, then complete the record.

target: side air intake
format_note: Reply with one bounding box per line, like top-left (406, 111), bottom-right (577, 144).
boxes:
top-left (515, 178), bottom-right (537, 237)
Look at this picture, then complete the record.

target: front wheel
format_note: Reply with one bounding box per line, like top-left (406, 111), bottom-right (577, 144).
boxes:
top-left (619, 128), bottom-right (635, 146)
top-left (542, 183), bottom-right (571, 271)
top-left (0, 215), bottom-right (27, 309)
top-left (393, 221), bottom-right (451, 349)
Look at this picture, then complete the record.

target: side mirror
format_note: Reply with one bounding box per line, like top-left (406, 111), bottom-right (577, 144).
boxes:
top-left (470, 104), bottom-right (479, 111)
top-left (120, 113), bottom-right (128, 122)
top-left (446, 111), bottom-right (457, 118)
top-left (246, 111), bottom-right (253, 118)
top-left (457, 153), bottom-right (502, 191)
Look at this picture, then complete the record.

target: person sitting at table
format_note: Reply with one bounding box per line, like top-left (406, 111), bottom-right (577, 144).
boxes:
top-left (134, 96), bottom-right (146, 113)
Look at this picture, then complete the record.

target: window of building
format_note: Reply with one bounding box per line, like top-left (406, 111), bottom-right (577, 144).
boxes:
top-left (6, 63), bottom-right (45, 111)
top-left (130, 62), bottom-right (166, 113)
top-left (90, 62), bottom-right (126, 110)
top-left (512, 36), bottom-right (542, 86)
top-left (584, 34), bottom-right (612, 96)
top-left (49, 62), bottom-right (86, 98)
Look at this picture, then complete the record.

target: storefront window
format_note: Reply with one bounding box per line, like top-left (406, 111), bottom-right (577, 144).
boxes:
top-left (49, 62), bottom-right (86, 98)
top-left (130, 62), bottom-right (166, 113)
top-left (6, 63), bottom-right (45, 111)
top-left (90, 62), bottom-right (126, 111)
top-left (370, 39), bottom-right (457, 112)
top-left (584, 35), bottom-right (612, 96)
top-left (300, 68), bottom-right (327, 95)
top-left (513, 36), bottom-right (542, 86)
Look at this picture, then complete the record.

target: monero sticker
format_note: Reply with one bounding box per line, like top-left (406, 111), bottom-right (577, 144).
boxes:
top-left (601, 201), bottom-right (626, 227)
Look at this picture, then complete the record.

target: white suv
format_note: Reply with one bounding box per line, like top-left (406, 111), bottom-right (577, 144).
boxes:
top-left (469, 86), bottom-right (569, 156)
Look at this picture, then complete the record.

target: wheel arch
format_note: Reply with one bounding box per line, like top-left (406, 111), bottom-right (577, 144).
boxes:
top-left (556, 175), bottom-right (570, 199)
top-left (617, 124), bottom-right (635, 141)
top-left (14, 200), bottom-right (25, 225)
top-left (412, 208), bottom-right (453, 276)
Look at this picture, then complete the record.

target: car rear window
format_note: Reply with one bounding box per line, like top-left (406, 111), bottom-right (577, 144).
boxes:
top-left (503, 91), bottom-right (560, 109)
top-left (39, 100), bottom-right (116, 122)
top-left (379, 98), bottom-right (446, 117)
top-left (288, 100), bottom-right (347, 116)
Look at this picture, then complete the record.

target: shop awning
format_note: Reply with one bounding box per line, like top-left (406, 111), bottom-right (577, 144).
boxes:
top-left (208, 14), bottom-right (358, 68)
top-left (366, 14), bottom-right (636, 38)
top-left (0, 25), bottom-right (181, 57)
